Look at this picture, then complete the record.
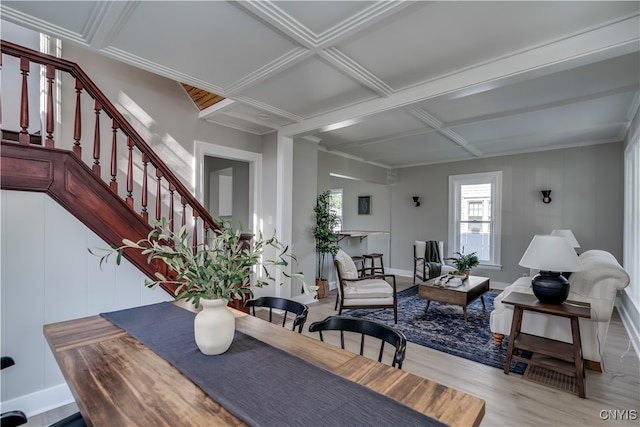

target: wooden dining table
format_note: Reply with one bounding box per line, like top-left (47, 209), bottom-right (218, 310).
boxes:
top-left (44, 303), bottom-right (485, 427)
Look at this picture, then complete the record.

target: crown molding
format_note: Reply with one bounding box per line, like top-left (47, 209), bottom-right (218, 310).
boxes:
top-left (225, 47), bottom-right (310, 95)
top-left (321, 47), bottom-right (393, 97)
top-left (1, 5), bottom-right (88, 46)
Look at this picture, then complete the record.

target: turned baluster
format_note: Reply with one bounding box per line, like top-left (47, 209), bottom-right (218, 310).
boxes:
top-left (0, 53), bottom-right (3, 128)
top-left (192, 213), bottom-right (199, 253)
top-left (93, 101), bottom-right (102, 176)
top-left (110, 121), bottom-right (119, 193)
top-left (156, 169), bottom-right (163, 222)
top-left (73, 79), bottom-right (83, 157)
top-left (45, 64), bottom-right (55, 147)
top-left (141, 154), bottom-right (149, 222)
top-left (126, 137), bottom-right (134, 208)
top-left (169, 183), bottom-right (176, 232)
top-left (19, 57), bottom-right (30, 144)
top-left (181, 196), bottom-right (187, 228)
top-left (203, 221), bottom-right (210, 243)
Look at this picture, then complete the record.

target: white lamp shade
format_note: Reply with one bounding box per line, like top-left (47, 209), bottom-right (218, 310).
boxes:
top-left (519, 235), bottom-right (583, 272)
top-left (550, 229), bottom-right (580, 248)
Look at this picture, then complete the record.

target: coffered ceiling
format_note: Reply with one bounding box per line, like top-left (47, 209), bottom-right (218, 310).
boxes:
top-left (2, 1), bottom-right (639, 168)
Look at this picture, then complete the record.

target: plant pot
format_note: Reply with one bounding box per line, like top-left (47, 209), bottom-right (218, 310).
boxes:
top-left (194, 298), bottom-right (235, 355)
top-left (316, 279), bottom-right (329, 299)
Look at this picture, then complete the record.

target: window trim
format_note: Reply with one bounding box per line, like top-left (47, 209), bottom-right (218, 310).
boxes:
top-left (448, 171), bottom-right (502, 268)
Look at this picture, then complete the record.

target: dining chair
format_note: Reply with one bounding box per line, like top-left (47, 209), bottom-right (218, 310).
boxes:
top-left (334, 249), bottom-right (398, 323)
top-left (1, 356), bottom-right (87, 427)
top-left (308, 316), bottom-right (407, 369)
top-left (244, 296), bottom-right (309, 333)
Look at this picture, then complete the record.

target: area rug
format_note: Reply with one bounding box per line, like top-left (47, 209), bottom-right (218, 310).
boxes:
top-left (342, 285), bottom-right (529, 374)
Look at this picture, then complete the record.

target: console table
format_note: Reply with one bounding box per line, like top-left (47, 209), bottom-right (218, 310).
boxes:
top-left (501, 292), bottom-right (591, 398)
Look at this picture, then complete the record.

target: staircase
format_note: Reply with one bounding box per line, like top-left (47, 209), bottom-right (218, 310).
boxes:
top-left (0, 40), bottom-right (244, 300)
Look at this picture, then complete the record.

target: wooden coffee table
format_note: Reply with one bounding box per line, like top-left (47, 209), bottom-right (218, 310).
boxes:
top-left (418, 275), bottom-right (490, 322)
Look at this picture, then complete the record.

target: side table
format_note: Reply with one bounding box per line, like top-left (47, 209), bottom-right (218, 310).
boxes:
top-left (502, 292), bottom-right (591, 398)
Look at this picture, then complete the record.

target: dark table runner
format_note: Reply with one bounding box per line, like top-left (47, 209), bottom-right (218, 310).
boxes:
top-left (101, 302), bottom-right (446, 427)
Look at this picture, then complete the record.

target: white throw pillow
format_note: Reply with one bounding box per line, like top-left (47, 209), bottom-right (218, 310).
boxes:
top-left (335, 249), bottom-right (359, 280)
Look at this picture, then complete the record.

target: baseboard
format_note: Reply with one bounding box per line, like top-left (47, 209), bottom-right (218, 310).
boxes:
top-left (615, 297), bottom-right (640, 361)
top-left (1, 383), bottom-right (74, 418)
top-left (386, 268), bottom-right (413, 278)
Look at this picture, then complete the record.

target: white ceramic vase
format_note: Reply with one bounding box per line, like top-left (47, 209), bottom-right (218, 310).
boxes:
top-left (194, 298), bottom-right (235, 355)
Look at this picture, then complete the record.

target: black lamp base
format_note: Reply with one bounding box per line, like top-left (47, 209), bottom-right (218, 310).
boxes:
top-left (531, 271), bottom-right (570, 304)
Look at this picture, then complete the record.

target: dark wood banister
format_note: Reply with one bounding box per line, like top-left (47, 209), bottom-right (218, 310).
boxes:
top-left (1, 40), bottom-right (252, 310)
top-left (0, 39), bottom-right (217, 232)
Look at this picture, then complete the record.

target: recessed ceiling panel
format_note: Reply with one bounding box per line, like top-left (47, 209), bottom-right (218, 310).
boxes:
top-left (342, 130), bottom-right (463, 166)
top-left (424, 52), bottom-right (640, 124)
top-left (275, 1), bottom-right (375, 36)
top-left (108, 2), bottom-right (299, 88)
top-left (337, 1), bottom-right (640, 91)
top-left (239, 56), bottom-right (378, 118)
top-left (452, 93), bottom-right (636, 143)
top-left (317, 110), bottom-right (427, 148)
top-left (3, 1), bottom-right (97, 39)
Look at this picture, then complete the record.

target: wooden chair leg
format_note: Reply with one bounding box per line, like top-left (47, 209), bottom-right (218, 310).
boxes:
top-left (492, 333), bottom-right (505, 346)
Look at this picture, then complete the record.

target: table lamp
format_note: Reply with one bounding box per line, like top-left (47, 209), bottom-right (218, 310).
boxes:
top-left (550, 229), bottom-right (580, 249)
top-left (519, 235), bottom-right (583, 304)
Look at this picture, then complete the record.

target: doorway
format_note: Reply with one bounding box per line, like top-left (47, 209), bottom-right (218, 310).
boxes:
top-left (194, 141), bottom-right (262, 234)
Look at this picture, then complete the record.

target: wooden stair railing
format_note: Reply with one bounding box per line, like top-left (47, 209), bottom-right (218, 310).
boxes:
top-left (0, 40), bottom-right (249, 307)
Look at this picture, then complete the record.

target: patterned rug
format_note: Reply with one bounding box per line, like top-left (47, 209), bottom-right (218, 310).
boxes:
top-left (342, 285), bottom-right (529, 374)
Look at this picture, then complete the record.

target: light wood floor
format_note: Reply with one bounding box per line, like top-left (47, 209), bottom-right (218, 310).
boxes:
top-left (28, 278), bottom-right (639, 427)
top-left (303, 279), bottom-right (640, 427)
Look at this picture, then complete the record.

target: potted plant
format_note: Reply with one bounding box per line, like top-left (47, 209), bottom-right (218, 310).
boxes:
top-left (446, 251), bottom-right (480, 278)
top-left (91, 217), bottom-right (309, 355)
top-left (313, 190), bottom-right (340, 298)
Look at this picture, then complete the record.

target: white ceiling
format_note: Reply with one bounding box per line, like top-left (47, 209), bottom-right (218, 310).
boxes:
top-left (2, 1), bottom-right (639, 169)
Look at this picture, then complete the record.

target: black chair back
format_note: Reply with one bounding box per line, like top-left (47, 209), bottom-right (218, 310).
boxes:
top-left (1, 356), bottom-right (87, 427)
top-left (308, 316), bottom-right (407, 368)
top-left (244, 296), bottom-right (309, 333)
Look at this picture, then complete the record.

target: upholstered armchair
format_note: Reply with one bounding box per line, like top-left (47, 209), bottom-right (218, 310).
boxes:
top-left (334, 249), bottom-right (398, 323)
top-left (413, 240), bottom-right (455, 283)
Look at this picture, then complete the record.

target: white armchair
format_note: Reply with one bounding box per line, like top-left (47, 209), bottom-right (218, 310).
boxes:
top-left (490, 249), bottom-right (630, 371)
top-left (334, 250), bottom-right (398, 323)
top-left (413, 240), bottom-right (455, 283)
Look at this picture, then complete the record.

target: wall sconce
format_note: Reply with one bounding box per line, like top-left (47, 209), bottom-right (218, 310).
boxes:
top-left (541, 190), bottom-right (552, 204)
top-left (412, 196), bottom-right (421, 207)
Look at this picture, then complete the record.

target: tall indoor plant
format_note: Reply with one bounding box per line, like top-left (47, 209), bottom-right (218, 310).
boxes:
top-left (313, 190), bottom-right (339, 298)
top-left (92, 217), bottom-right (309, 354)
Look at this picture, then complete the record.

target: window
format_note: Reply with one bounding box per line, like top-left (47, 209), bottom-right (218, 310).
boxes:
top-left (449, 172), bottom-right (502, 267)
top-left (330, 189), bottom-right (343, 232)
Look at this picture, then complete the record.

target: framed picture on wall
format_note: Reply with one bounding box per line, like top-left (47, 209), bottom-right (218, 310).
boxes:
top-left (358, 195), bottom-right (371, 215)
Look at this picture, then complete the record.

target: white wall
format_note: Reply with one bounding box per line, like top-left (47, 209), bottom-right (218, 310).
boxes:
top-left (620, 109), bottom-right (640, 354)
top-left (204, 157), bottom-right (249, 228)
top-left (0, 190), bottom-right (170, 416)
top-left (392, 143), bottom-right (625, 286)
top-left (58, 43), bottom-right (263, 193)
top-left (292, 138), bottom-right (318, 300)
